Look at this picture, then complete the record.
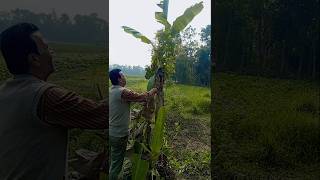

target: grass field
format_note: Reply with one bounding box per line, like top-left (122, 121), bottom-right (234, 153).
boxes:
top-left (123, 76), bottom-right (211, 179)
top-left (212, 73), bottom-right (320, 179)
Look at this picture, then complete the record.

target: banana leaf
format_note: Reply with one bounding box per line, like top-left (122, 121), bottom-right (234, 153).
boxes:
top-left (150, 107), bottom-right (166, 161)
top-left (132, 153), bottom-right (149, 180)
top-left (147, 75), bottom-right (155, 91)
top-left (157, 0), bottom-right (169, 18)
top-left (171, 2), bottom-right (204, 35)
top-left (157, 3), bottom-right (164, 9)
top-left (162, 0), bottom-right (169, 18)
top-left (155, 12), bottom-right (171, 30)
top-left (122, 26), bottom-right (153, 46)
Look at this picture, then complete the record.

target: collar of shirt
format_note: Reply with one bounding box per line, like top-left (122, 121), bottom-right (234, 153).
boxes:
top-left (13, 73), bottom-right (37, 79)
top-left (111, 85), bottom-right (123, 89)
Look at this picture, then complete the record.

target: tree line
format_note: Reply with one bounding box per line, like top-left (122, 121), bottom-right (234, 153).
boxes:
top-left (0, 9), bottom-right (107, 45)
top-left (214, 0), bottom-right (319, 80)
top-left (172, 25), bottom-right (211, 87)
top-left (109, 64), bottom-right (145, 76)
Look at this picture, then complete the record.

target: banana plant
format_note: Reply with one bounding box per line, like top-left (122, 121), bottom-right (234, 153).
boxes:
top-left (122, 1), bottom-right (204, 68)
top-left (122, 1), bottom-right (204, 179)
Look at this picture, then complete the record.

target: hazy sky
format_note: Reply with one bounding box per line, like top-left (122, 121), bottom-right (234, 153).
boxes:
top-left (110, 0), bottom-right (211, 67)
top-left (0, 0), bottom-right (108, 20)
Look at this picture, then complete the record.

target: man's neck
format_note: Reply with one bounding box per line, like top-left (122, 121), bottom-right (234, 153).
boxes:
top-left (112, 84), bottom-right (125, 88)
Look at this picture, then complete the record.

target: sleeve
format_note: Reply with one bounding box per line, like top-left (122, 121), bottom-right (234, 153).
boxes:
top-left (37, 86), bottom-right (108, 129)
top-left (121, 88), bottom-right (150, 103)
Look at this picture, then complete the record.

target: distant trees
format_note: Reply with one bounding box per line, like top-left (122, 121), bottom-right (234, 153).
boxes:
top-left (0, 9), bottom-right (107, 45)
top-left (109, 64), bottom-right (145, 76)
top-left (214, 0), bottom-right (319, 80)
top-left (174, 25), bottom-right (211, 86)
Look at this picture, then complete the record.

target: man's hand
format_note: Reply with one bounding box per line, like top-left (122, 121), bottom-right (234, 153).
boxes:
top-left (148, 88), bottom-right (158, 96)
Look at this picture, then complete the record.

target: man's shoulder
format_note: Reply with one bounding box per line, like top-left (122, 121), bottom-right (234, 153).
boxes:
top-left (43, 85), bottom-right (74, 96)
top-left (110, 85), bottom-right (127, 93)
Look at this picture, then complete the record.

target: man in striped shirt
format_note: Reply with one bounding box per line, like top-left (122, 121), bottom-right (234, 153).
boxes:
top-left (109, 69), bottom-right (157, 179)
top-left (0, 23), bottom-right (107, 179)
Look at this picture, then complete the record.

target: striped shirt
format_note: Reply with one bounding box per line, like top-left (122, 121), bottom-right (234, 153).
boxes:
top-left (38, 87), bottom-right (107, 129)
top-left (121, 88), bottom-right (151, 102)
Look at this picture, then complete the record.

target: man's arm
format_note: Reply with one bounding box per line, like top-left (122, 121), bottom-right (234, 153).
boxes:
top-left (37, 87), bottom-right (107, 129)
top-left (121, 88), bottom-right (157, 103)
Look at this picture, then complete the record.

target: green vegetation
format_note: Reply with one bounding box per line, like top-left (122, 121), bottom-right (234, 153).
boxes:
top-left (174, 25), bottom-right (211, 86)
top-left (47, 43), bottom-right (107, 98)
top-left (212, 73), bottom-right (320, 179)
top-left (212, 0), bottom-right (319, 178)
top-left (122, 1), bottom-right (204, 79)
top-left (121, 0), bottom-right (206, 178)
top-left (0, 56), bottom-right (10, 80)
top-left (124, 76), bottom-right (211, 179)
top-left (214, 0), bottom-right (319, 80)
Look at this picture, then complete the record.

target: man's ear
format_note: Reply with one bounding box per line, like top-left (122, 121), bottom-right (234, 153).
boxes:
top-left (28, 53), bottom-right (41, 67)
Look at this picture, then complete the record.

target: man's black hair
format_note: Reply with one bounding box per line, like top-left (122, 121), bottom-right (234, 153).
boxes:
top-left (109, 69), bottom-right (122, 85)
top-left (0, 23), bottom-right (40, 74)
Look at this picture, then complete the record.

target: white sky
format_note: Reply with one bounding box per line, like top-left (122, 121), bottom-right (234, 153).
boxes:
top-left (109, 0), bottom-right (211, 67)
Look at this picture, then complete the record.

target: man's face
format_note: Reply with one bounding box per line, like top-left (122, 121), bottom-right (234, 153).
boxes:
top-left (118, 72), bottom-right (126, 87)
top-left (30, 31), bottom-right (55, 78)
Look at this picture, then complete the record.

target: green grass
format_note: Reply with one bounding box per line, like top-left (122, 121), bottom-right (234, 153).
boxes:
top-left (0, 56), bottom-right (10, 81)
top-left (212, 73), bottom-right (320, 179)
top-left (49, 42), bottom-right (106, 54)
